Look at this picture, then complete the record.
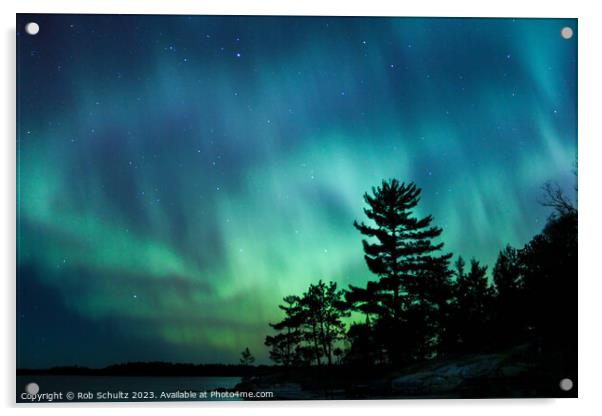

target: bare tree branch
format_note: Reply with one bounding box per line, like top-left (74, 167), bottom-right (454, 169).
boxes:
top-left (538, 182), bottom-right (576, 215)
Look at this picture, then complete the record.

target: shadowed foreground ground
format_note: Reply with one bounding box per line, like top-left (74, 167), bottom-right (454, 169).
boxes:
top-left (236, 344), bottom-right (576, 400)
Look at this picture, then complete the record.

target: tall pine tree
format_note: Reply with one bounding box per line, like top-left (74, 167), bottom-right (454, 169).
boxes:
top-left (350, 179), bottom-right (452, 362)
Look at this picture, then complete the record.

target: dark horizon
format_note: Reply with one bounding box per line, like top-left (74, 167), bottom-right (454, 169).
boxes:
top-left (16, 361), bottom-right (272, 377)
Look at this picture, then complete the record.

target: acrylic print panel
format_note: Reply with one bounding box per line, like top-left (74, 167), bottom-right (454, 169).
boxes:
top-left (16, 14), bottom-right (577, 402)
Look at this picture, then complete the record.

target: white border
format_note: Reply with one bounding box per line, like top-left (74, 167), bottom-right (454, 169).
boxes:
top-left (3, 1), bottom-right (601, 415)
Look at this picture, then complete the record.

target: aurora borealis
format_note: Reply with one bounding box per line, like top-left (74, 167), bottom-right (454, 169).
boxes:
top-left (17, 15), bottom-right (577, 368)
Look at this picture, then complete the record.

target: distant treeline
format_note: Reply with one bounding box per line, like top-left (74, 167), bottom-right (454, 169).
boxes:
top-left (17, 362), bottom-right (274, 377)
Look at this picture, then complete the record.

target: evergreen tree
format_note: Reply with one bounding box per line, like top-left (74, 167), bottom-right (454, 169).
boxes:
top-left (454, 256), bottom-right (466, 280)
top-left (301, 280), bottom-right (349, 366)
top-left (344, 281), bottom-right (388, 365)
top-left (493, 245), bottom-right (524, 298)
top-left (453, 258), bottom-right (495, 352)
top-left (265, 281), bottom-right (348, 367)
top-left (436, 257), bottom-right (466, 355)
top-left (240, 347), bottom-right (255, 366)
top-left (521, 208), bottom-right (577, 370)
top-left (492, 245), bottom-right (528, 345)
top-left (345, 281), bottom-right (383, 325)
top-left (351, 179), bottom-right (452, 363)
top-left (265, 295), bottom-right (304, 366)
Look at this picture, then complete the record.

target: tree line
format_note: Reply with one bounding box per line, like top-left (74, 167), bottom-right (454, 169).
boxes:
top-left (264, 179), bottom-right (577, 369)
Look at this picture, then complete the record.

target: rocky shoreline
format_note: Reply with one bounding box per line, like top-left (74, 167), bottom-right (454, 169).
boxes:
top-left (234, 344), bottom-right (574, 400)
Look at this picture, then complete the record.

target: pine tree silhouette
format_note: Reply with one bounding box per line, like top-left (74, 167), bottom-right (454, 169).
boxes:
top-left (350, 179), bottom-right (452, 363)
top-left (262, 177), bottom-right (577, 394)
top-left (266, 281), bottom-right (348, 367)
top-left (445, 257), bottom-right (495, 352)
top-left (492, 245), bottom-right (528, 346)
top-left (301, 280), bottom-right (349, 366)
top-left (265, 295), bottom-right (304, 366)
top-left (521, 206), bottom-right (577, 377)
top-left (239, 347), bottom-right (255, 366)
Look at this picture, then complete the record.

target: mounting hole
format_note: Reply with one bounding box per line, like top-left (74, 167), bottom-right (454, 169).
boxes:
top-left (25, 22), bottom-right (40, 36)
top-left (25, 382), bottom-right (39, 395)
top-left (560, 26), bottom-right (573, 40)
top-left (559, 378), bottom-right (573, 391)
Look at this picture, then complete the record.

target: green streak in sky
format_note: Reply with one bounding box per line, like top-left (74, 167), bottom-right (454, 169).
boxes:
top-left (17, 15), bottom-right (577, 367)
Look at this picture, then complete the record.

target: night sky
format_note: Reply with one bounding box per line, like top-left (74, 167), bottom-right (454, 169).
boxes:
top-left (17, 15), bottom-right (577, 368)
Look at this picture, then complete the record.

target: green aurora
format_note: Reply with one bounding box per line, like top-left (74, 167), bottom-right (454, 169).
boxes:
top-left (17, 15), bottom-right (576, 367)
